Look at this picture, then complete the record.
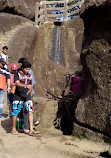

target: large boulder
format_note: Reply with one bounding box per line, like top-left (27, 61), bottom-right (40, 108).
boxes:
top-left (64, 18), bottom-right (84, 69)
top-left (0, 0), bottom-right (41, 20)
top-left (8, 25), bottom-right (37, 63)
top-left (0, 13), bottom-right (33, 33)
top-left (0, 13), bottom-right (33, 52)
top-left (73, 0), bottom-right (111, 142)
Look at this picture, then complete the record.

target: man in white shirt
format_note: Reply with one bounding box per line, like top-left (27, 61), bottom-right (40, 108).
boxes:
top-left (0, 46), bottom-right (9, 68)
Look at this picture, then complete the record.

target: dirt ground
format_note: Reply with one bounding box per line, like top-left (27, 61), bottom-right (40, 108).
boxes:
top-left (0, 95), bottom-right (110, 158)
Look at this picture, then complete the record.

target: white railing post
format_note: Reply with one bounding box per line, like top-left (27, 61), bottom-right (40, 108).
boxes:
top-left (43, 2), bottom-right (48, 22)
top-left (65, 0), bottom-right (68, 21)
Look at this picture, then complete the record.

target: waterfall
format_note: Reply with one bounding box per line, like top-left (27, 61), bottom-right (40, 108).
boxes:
top-left (49, 26), bottom-right (64, 66)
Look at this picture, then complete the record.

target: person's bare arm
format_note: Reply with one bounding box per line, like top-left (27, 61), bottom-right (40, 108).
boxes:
top-left (0, 42), bottom-right (4, 46)
top-left (7, 79), bottom-right (11, 93)
top-left (6, 61), bottom-right (9, 65)
top-left (15, 80), bottom-right (32, 91)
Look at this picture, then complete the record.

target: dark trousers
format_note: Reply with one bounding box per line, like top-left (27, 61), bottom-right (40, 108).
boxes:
top-left (23, 107), bottom-right (37, 130)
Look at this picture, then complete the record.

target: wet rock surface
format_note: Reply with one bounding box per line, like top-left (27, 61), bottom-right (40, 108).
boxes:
top-left (49, 25), bottom-right (64, 66)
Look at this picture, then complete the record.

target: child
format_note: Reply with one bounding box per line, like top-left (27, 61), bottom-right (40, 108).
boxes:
top-left (17, 58), bottom-right (39, 133)
top-left (7, 64), bottom-right (17, 118)
top-left (18, 58), bottom-right (36, 96)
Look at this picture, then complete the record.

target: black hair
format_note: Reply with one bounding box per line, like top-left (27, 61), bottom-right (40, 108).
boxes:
top-left (22, 60), bottom-right (31, 68)
top-left (18, 58), bottom-right (27, 64)
top-left (75, 71), bottom-right (82, 77)
top-left (3, 46), bottom-right (8, 50)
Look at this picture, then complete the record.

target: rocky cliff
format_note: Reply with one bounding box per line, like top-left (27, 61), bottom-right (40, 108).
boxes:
top-left (74, 0), bottom-right (111, 142)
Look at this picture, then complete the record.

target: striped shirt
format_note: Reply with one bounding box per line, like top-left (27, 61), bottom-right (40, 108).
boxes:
top-left (13, 71), bottom-right (32, 101)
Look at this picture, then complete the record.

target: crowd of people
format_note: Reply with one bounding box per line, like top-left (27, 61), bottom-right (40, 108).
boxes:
top-left (0, 44), bottom-right (39, 135)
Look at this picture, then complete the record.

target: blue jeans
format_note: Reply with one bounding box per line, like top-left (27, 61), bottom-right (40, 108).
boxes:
top-left (0, 89), bottom-right (5, 118)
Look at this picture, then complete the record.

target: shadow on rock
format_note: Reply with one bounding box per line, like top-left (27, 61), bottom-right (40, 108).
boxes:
top-left (100, 151), bottom-right (111, 158)
top-left (103, 112), bottom-right (111, 143)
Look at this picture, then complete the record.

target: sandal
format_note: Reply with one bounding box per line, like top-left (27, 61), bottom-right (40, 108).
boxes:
top-left (11, 131), bottom-right (18, 135)
top-left (33, 121), bottom-right (40, 130)
top-left (23, 129), bottom-right (29, 134)
top-left (34, 121), bottom-right (40, 127)
top-left (28, 130), bottom-right (40, 136)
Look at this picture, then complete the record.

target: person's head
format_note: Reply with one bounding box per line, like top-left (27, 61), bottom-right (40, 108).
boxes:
top-left (2, 46), bottom-right (8, 54)
top-left (11, 64), bottom-right (17, 74)
top-left (18, 58), bottom-right (27, 68)
top-left (0, 58), bottom-right (6, 68)
top-left (75, 71), bottom-right (82, 77)
top-left (21, 60), bottom-right (31, 74)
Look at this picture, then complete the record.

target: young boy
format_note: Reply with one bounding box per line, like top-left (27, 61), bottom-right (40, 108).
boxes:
top-left (0, 46), bottom-right (9, 68)
top-left (18, 58), bottom-right (39, 134)
top-left (12, 60), bottom-right (34, 135)
top-left (7, 64), bottom-right (17, 118)
top-left (18, 58), bottom-right (36, 96)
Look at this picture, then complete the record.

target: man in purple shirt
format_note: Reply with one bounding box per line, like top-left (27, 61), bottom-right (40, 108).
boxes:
top-left (71, 71), bottom-right (84, 98)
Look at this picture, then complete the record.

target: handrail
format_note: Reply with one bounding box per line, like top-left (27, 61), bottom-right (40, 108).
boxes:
top-left (35, 0), bottom-right (84, 26)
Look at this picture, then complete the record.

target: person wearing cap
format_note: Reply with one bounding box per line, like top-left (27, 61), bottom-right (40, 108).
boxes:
top-left (7, 64), bottom-right (17, 118)
top-left (0, 58), bottom-right (10, 118)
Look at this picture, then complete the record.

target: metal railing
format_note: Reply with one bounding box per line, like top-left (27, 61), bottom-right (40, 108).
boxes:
top-left (35, 0), bottom-right (84, 26)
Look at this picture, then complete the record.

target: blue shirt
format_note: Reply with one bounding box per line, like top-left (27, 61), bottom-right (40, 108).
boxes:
top-left (29, 69), bottom-right (36, 95)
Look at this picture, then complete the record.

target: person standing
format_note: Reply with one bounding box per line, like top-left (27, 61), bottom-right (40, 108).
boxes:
top-left (0, 58), bottom-right (10, 118)
top-left (71, 71), bottom-right (84, 99)
top-left (18, 58), bottom-right (36, 96)
top-left (0, 46), bottom-right (9, 68)
top-left (7, 64), bottom-right (17, 118)
top-left (12, 61), bottom-right (35, 135)
top-left (17, 58), bottom-right (39, 133)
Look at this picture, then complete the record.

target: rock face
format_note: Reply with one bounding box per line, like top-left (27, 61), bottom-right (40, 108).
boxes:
top-left (64, 18), bottom-right (84, 69)
top-left (8, 25), bottom-right (37, 64)
top-left (8, 21), bottom-right (83, 97)
top-left (0, 13), bottom-right (33, 52)
top-left (0, 0), bottom-right (41, 20)
top-left (73, 0), bottom-right (111, 142)
top-left (0, 13), bottom-right (33, 33)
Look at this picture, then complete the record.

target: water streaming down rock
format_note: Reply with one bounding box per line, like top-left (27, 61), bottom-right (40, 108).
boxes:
top-left (49, 26), bottom-right (65, 66)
